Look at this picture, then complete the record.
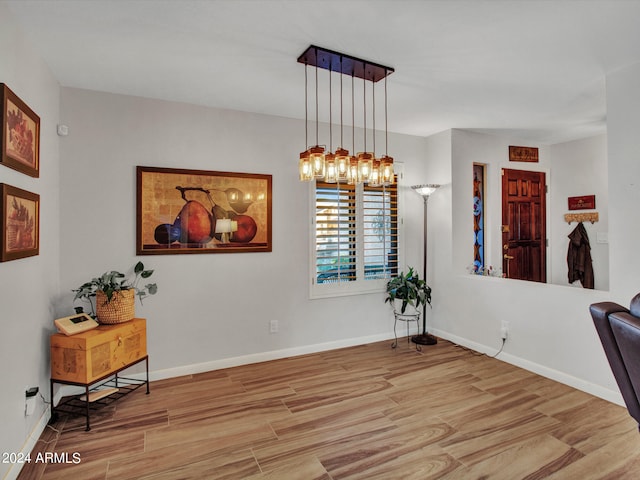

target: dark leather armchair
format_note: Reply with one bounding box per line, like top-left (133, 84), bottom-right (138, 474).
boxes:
top-left (591, 293), bottom-right (640, 431)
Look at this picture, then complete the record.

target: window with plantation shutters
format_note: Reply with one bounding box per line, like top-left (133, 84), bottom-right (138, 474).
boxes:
top-left (315, 183), bottom-right (357, 283)
top-left (311, 168), bottom-right (402, 298)
top-left (363, 183), bottom-right (398, 280)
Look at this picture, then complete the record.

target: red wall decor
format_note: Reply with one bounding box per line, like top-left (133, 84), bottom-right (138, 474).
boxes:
top-left (568, 195), bottom-right (596, 210)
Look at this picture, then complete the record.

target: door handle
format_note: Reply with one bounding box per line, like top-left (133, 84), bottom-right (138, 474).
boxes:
top-left (504, 254), bottom-right (514, 260)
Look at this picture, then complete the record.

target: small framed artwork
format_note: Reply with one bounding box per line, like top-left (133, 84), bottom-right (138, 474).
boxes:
top-left (509, 145), bottom-right (538, 163)
top-left (1, 84), bottom-right (40, 177)
top-left (1, 183), bottom-right (40, 262)
top-left (137, 166), bottom-right (272, 254)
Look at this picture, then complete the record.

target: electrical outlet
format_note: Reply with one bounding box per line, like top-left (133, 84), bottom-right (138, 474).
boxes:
top-left (500, 320), bottom-right (509, 340)
top-left (269, 320), bottom-right (279, 333)
top-left (25, 386), bottom-right (38, 416)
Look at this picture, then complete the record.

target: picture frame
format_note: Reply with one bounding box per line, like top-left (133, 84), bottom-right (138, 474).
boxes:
top-left (137, 166), bottom-right (272, 254)
top-left (509, 145), bottom-right (538, 163)
top-left (1, 183), bottom-right (40, 262)
top-left (1, 84), bottom-right (40, 177)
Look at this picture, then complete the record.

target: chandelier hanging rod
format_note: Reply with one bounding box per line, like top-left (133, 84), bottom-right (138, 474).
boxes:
top-left (297, 45), bottom-right (394, 83)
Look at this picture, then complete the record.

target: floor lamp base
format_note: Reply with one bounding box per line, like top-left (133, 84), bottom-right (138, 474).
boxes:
top-left (411, 333), bottom-right (438, 345)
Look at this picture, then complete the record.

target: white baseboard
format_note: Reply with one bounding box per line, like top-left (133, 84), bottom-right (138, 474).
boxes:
top-left (149, 332), bottom-right (396, 381)
top-left (4, 409), bottom-right (51, 480)
top-left (431, 328), bottom-right (625, 407)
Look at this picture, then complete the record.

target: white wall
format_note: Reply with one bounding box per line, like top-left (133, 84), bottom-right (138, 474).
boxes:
top-left (426, 128), bottom-right (621, 404)
top-left (550, 134), bottom-right (609, 290)
top-left (606, 63), bottom-right (640, 300)
top-left (57, 88), bottom-right (427, 376)
top-left (0, 3), bottom-right (60, 479)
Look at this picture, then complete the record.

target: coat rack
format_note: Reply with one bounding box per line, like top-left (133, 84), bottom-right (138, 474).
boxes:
top-left (564, 212), bottom-right (599, 224)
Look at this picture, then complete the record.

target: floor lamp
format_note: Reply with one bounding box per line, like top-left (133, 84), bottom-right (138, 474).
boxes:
top-left (411, 184), bottom-right (440, 346)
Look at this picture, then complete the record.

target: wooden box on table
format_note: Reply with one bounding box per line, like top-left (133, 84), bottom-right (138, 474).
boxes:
top-left (50, 317), bottom-right (147, 384)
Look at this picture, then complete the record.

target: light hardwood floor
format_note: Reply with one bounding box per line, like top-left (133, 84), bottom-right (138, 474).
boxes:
top-left (18, 338), bottom-right (640, 479)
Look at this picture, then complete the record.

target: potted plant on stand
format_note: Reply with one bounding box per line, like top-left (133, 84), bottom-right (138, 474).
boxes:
top-left (385, 267), bottom-right (435, 346)
top-left (73, 261), bottom-right (158, 324)
top-left (385, 267), bottom-right (431, 314)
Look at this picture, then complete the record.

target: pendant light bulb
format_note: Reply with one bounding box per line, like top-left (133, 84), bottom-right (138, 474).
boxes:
top-left (357, 72), bottom-right (373, 183)
top-left (299, 150), bottom-right (313, 181)
top-left (312, 51), bottom-right (325, 179)
top-left (335, 56), bottom-right (349, 182)
top-left (381, 72), bottom-right (394, 186)
top-left (347, 155), bottom-right (358, 185)
top-left (324, 152), bottom-right (337, 183)
top-left (369, 76), bottom-right (382, 188)
top-left (299, 62), bottom-right (313, 182)
top-left (335, 148), bottom-right (350, 181)
top-left (369, 158), bottom-right (382, 187)
top-left (357, 151), bottom-right (373, 183)
top-left (380, 155), bottom-right (394, 186)
top-left (324, 62), bottom-right (336, 183)
top-left (310, 145), bottom-right (326, 179)
top-left (348, 70), bottom-right (358, 185)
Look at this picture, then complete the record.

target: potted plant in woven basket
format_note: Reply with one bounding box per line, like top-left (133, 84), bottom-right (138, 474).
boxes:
top-left (73, 261), bottom-right (157, 324)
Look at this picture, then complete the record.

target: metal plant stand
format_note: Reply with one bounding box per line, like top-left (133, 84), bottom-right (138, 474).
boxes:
top-left (392, 311), bottom-right (422, 351)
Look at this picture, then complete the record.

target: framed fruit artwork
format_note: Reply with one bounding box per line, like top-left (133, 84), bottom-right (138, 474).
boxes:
top-left (136, 166), bottom-right (272, 254)
top-left (1, 84), bottom-right (40, 177)
top-left (1, 183), bottom-right (40, 262)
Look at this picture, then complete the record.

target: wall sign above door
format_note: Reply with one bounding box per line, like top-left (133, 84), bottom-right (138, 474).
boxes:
top-left (509, 145), bottom-right (538, 163)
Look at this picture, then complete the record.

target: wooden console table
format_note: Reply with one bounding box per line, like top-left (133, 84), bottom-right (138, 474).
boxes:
top-left (50, 317), bottom-right (149, 431)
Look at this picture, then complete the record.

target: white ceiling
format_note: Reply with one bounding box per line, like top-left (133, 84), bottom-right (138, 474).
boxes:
top-left (6, 0), bottom-right (640, 144)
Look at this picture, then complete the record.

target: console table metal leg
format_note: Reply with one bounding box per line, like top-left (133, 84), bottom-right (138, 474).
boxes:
top-left (145, 356), bottom-right (150, 394)
top-left (84, 385), bottom-right (91, 431)
top-left (48, 380), bottom-right (58, 425)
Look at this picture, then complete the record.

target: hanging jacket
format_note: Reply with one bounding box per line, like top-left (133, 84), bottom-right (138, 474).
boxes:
top-left (567, 222), bottom-right (594, 289)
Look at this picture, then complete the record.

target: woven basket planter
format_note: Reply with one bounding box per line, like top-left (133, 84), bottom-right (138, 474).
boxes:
top-left (96, 289), bottom-right (135, 324)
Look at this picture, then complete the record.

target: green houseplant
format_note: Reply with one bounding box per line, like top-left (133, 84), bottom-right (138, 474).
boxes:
top-left (73, 261), bottom-right (157, 324)
top-left (384, 267), bottom-right (431, 314)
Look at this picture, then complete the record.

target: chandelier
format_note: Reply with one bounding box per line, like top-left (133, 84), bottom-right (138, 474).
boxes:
top-left (297, 45), bottom-right (395, 185)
